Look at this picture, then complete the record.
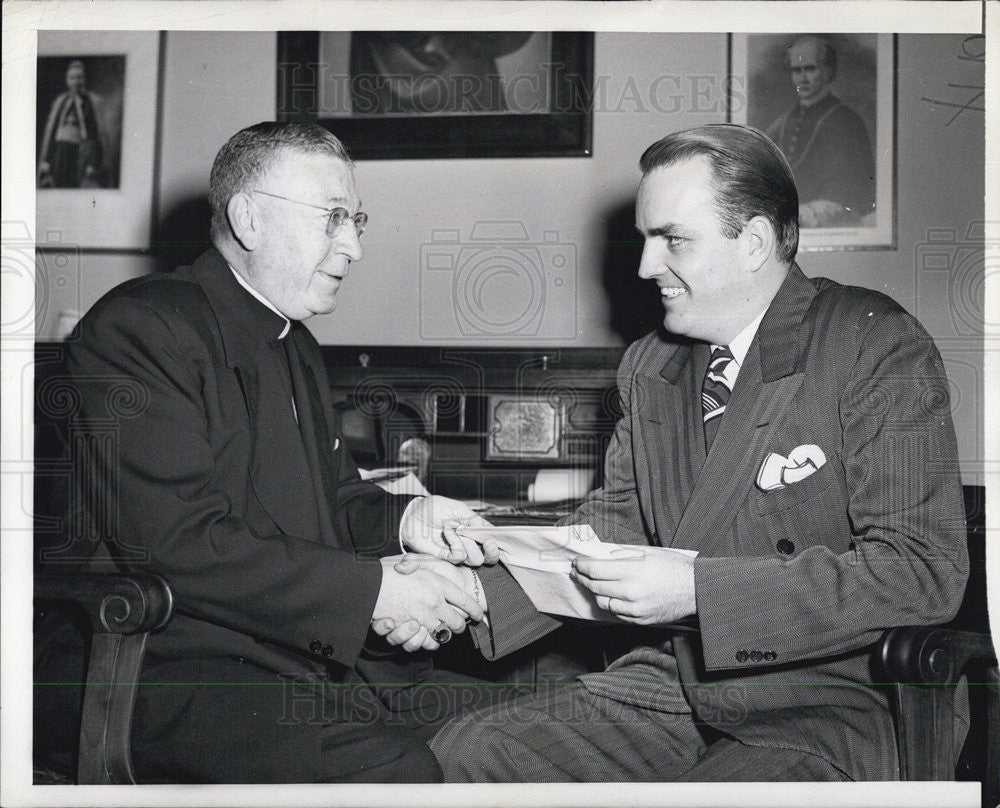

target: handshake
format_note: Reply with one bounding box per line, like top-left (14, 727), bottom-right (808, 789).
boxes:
top-left (369, 495), bottom-right (500, 653)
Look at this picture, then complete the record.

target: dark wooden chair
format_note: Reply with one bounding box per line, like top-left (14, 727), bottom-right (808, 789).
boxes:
top-left (880, 486), bottom-right (997, 805)
top-left (34, 573), bottom-right (172, 784)
top-left (882, 626), bottom-right (997, 789)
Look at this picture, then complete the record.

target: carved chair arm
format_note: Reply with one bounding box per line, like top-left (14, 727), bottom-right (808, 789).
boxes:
top-left (34, 572), bottom-right (174, 784)
top-left (882, 626), bottom-right (996, 685)
top-left (881, 625), bottom-right (998, 790)
top-left (35, 572), bottom-right (173, 635)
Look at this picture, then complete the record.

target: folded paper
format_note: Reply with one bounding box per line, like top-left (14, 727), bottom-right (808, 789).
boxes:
top-left (458, 524), bottom-right (696, 621)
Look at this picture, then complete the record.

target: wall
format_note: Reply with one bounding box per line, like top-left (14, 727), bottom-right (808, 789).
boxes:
top-left (36, 31), bottom-right (985, 476)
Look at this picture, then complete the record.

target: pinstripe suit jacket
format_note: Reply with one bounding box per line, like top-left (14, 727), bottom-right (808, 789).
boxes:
top-left (553, 263), bottom-right (968, 780)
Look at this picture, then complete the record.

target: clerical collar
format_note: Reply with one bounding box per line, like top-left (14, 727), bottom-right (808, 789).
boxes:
top-left (712, 308), bottom-right (767, 372)
top-left (229, 266), bottom-right (291, 340)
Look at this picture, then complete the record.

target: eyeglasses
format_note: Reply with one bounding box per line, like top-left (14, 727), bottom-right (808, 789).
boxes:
top-left (252, 190), bottom-right (368, 237)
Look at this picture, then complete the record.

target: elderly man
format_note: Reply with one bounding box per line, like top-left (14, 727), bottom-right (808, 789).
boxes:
top-left (430, 124), bottom-right (967, 782)
top-left (766, 36), bottom-right (876, 227)
top-left (63, 121), bottom-right (535, 783)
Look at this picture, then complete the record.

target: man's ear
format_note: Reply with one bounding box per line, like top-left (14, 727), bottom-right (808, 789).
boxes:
top-left (227, 193), bottom-right (261, 251)
top-left (744, 216), bottom-right (774, 272)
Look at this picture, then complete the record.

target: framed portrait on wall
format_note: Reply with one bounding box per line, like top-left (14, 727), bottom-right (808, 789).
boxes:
top-left (729, 33), bottom-right (895, 251)
top-left (277, 31), bottom-right (593, 159)
top-left (35, 31), bottom-right (160, 251)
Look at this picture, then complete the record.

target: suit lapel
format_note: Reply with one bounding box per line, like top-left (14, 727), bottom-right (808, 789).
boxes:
top-left (284, 325), bottom-right (342, 547)
top-left (674, 341), bottom-right (805, 556)
top-left (634, 339), bottom-right (707, 547)
top-left (641, 264), bottom-right (820, 556)
top-left (234, 356), bottom-right (321, 540)
top-left (193, 250), bottom-right (323, 541)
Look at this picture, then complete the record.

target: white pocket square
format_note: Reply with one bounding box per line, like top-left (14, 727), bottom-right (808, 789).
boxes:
top-left (756, 444), bottom-right (826, 492)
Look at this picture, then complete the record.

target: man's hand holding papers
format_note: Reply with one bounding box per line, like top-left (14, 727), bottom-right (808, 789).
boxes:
top-left (572, 545), bottom-right (697, 625)
top-left (399, 494), bottom-right (501, 566)
top-left (456, 524), bottom-right (697, 625)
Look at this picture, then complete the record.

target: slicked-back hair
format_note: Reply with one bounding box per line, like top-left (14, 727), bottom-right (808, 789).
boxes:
top-left (209, 121), bottom-right (353, 242)
top-left (639, 124), bottom-right (799, 264)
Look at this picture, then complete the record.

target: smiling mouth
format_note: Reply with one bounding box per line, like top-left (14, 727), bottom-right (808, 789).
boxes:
top-left (660, 286), bottom-right (687, 300)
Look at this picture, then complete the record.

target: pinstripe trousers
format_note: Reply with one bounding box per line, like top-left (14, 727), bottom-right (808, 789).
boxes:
top-left (429, 680), bottom-right (849, 783)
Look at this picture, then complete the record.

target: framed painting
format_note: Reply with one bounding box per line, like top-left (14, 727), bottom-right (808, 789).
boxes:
top-left (35, 30), bottom-right (161, 250)
top-left (729, 33), bottom-right (895, 250)
top-left (277, 31), bottom-right (594, 160)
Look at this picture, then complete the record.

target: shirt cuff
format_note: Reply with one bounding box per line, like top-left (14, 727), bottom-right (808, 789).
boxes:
top-left (466, 568), bottom-right (488, 612)
top-left (466, 567), bottom-right (489, 627)
top-left (397, 495), bottom-right (427, 554)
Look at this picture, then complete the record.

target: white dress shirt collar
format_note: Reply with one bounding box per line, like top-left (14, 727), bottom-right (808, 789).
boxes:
top-left (711, 308), bottom-right (767, 384)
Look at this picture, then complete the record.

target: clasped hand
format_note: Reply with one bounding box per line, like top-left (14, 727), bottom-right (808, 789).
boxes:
top-left (571, 546), bottom-right (697, 625)
top-left (371, 554), bottom-right (485, 652)
top-left (398, 495), bottom-right (500, 566)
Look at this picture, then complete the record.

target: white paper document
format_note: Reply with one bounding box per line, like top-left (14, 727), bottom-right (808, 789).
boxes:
top-left (371, 472), bottom-right (431, 497)
top-left (359, 465), bottom-right (419, 482)
top-left (457, 524), bottom-right (697, 621)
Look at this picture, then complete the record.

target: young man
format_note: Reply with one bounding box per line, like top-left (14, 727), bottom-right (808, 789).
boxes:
top-left (430, 124), bottom-right (967, 782)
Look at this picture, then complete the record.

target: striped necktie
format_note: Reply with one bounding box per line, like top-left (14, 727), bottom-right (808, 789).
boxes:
top-left (702, 345), bottom-right (735, 451)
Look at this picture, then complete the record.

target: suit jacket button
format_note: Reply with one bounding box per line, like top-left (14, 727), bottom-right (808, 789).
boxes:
top-left (764, 651), bottom-right (777, 662)
top-left (321, 644), bottom-right (334, 657)
top-left (750, 650), bottom-right (763, 662)
top-left (309, 640), bottom-right (322, 653)
top-left (736, 650), bottom-right (749, 663)
top-left (776, 539), bottom-right (795, 555)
